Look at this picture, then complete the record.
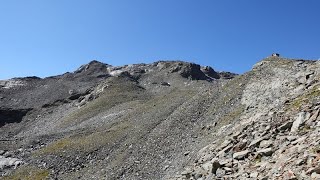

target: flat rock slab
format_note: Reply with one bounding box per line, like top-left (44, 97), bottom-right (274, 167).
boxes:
top-left (233, 150), bottom-right (250, 160)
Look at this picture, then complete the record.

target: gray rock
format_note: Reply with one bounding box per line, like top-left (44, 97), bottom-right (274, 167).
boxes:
top-left (181, 168), bottom-right (192, 179)
top-left (295, 159), bottom-right (305, 166)
top-left (249, 137), bottom-right (265, 148)
top-left (311, 172), bottom-right (320, 179)
top-left (218, 139), bottom-right (232, 150)
top-left (286, 136), bottom-right (298, 142)
top-left (250, 171), bottom-right (258, 178)
top-left (257, 148), bottom-right (273, 156)
top-left (201, 161), bottom-right (212, 174)
top-left (259, 140), bottom-right (273, 148)
top-left (0, 156), bottom-right (23, 169)
top-left (233, 150), bottom-right (250, 160)
top-left (291, 112), bottom-right (308, 132)
top-left (218, 158), bottom-right (232, 167)
top-left (216, 168), bottom-right (225, 178)
top-left (278, 121), bottom-right (293, 132)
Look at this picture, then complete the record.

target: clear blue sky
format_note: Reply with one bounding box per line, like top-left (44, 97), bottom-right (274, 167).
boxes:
top-left (1, 0), bottom-right (320, 80)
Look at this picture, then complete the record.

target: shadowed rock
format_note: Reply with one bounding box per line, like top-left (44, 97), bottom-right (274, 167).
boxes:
top-left (0, 108), bottom-right (32, 127)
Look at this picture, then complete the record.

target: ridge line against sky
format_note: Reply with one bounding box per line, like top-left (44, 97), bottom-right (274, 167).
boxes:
top-left (0, 0), bottom-right (320, 80)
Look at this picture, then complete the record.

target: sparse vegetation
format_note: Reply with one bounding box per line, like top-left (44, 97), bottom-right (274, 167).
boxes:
top-left (3, 166), bottom-right (49, 180)
top-left (287, 85), bottom-right (320, 111)
top-left (36, 121), bottom-right (131, 155)
top-left (219, 105), bottom-right (246, 126)
top-left (59, 79), bottom-right (147, 127)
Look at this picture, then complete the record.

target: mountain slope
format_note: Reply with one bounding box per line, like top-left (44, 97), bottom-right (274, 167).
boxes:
top-left (172, 57), bottom-right (320, 179)
top-left (1, 57), bottom-right (320, 179)
top-left (0, 60), bottom-right (234, 179)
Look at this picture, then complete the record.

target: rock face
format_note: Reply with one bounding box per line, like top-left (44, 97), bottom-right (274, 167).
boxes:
top-left (1, 57), bottom-right (320, 180)
top-left (0, 108), bottom-right (32, 127)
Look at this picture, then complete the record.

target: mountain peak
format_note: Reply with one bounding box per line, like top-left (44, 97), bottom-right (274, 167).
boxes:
top-left (74, 60), bottom-right (110, 74)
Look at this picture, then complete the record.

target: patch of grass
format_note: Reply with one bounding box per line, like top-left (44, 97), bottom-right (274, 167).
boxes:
top-left (3, 166), bottom-right (49, 180)
top-left (264, 57), bottom-right (293, 66)
top-left (35, 121), bottom-right (131, 155)
top-left (287, 85), bottom-right (320, 111)
top-left (253, 154), bottom-right (262, 164)
top-left (219, 105), bottom-right (246, 127)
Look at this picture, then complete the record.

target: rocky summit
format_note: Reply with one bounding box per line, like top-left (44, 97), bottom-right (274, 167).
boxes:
top-left (1, 57), bottom-right (320, 180)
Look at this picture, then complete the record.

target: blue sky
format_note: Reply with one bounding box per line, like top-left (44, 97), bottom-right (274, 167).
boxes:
top-left (0, 0), bottom-right (320, 79)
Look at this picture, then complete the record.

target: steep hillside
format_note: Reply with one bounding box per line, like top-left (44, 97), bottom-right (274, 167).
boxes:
top-left (172, 57), bottom-right (320, 180)
top-left (1, 57), bottom-right (320, 180)
top-left (0, 60), bottom-right (234, 179)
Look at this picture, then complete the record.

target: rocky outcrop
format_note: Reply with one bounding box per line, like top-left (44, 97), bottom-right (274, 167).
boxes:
top-left (156, 61), bottom-right (214, 80)
top-left (201, 66), bottom-right (220, 79)
top-left (0, 108), bottom-right (32, 127)
top-left (173, 57), bottom-right (320, 180)
top-left (74, 60), bottom-right (111, 75)
top-left (0, 156), bottom-right (23, 170)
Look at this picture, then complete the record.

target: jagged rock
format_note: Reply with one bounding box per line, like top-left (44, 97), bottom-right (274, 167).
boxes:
top-left (215, 168), bottom-right (225, 178)
top-left (201, 161), bottom-right (212, 174)
top-left (249, 137), bottom-right (265, 148)
top-left (0, 156), bottom-right (23, 169)
top-left (233, 150), bottom-right (250, 160)
top-left (259, 140), bottom-right (273, 148)
top-left (295, 159), bottom-right (305, 166)
top-left (290, 137), bottom-right (306, 145)
top-left (286, 136), bottom-right (298, 142)
top-left (74, 60), bottom-right (110, 75)
top-left (291, 112), bottom-right (309, 132)
top-left (200, 66), bottom-right (220, 79)
top-left (218, 139), bottom-right (232, 150)
top-left (233, 141), bottom-right (247, 152)
top-left (219, 71), bottom-right (237, 79)
top-left (218, 144), bottom-right (233, 156)
top-left (167, 61), bottom-right (209, 80)
top-left (0, 79), bottom-right (25, 89)
top-left (257, 148), bottom-right (273, 156)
